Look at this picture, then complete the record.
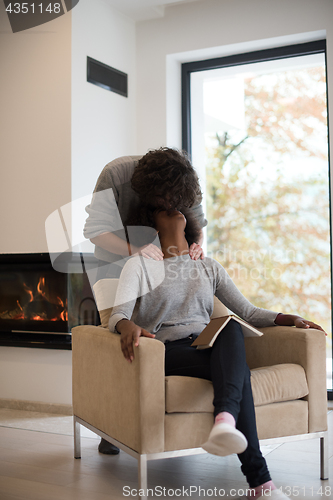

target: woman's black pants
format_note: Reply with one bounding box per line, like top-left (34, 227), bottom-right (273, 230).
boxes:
top-left (164, 319), bottom-right (271, 488)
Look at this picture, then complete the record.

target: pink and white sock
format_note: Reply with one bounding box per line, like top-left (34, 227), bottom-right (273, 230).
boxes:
top-left (215, 411), bottom-right (236, 427)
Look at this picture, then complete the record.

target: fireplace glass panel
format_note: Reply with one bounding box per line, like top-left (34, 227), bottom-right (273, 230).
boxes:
top-left (0, 267), bottom-right (68, 333)
top-left (0, 253), bottom-right (98, 349)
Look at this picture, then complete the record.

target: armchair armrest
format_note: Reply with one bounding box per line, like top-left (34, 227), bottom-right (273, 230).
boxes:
top-left (245, 326), bottom-right (327, 433)
top-left (72, 325), bottom-right (166, 454)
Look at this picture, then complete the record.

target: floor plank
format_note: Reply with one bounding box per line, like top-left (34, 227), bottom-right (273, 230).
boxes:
top-left (0, 409), bottom-right (332, 499)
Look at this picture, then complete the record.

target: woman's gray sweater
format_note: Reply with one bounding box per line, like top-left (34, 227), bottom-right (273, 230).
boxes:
top-left (109, 254), bottom-right (278, 343)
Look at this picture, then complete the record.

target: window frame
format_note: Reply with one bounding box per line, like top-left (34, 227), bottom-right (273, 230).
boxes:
top-left (182, 40), bottom-right (327, 152)
top-left (181, 39), bottom-right (333, 398)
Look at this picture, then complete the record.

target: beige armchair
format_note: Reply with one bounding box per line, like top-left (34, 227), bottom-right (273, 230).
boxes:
top-left (72, 282), bottom-right (328, 497)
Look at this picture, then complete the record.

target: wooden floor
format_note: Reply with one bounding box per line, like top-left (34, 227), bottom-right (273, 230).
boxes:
top-left (0, 408), bottom-right (332, 500)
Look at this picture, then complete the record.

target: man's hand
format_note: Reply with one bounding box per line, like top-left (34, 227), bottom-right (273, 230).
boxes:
top-left (135, 243), bottom-right (164, 261)
top-left (116, 319), bottom-right (155, 362)
top-left (189, 242), bottom-right (204, 260)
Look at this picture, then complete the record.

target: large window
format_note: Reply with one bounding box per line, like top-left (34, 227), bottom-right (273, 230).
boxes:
top-left (182, 41), bottom-right (332, 393)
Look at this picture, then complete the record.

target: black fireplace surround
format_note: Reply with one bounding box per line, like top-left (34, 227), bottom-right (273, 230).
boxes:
top-left (0, 253), bottom-right (99, 349)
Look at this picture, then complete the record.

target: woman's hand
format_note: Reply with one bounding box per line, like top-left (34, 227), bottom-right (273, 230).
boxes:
top-left (116, 319), bottom-right (155, 362)
top-left (275, 313), bottom-right (326, 334)
top-left (294, 317), bottom-right (325, 332)
top-left (189, 242), bottom-right (204, 260)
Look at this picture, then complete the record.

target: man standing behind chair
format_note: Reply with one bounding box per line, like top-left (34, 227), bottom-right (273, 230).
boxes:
top-left (84, 148), bottom-right (206, 277)
top-left (84, 147), bottom-right (207, 454)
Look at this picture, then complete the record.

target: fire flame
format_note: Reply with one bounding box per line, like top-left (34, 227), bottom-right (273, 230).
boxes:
top-left (58, 298), bottom-right (68, 321)
top-left (15, 277), bottom-right (67, 322)
top-left (14, 300), bottom-right (25, 320)
top-left (23, 283), bottom-right (34, 303)
top-left (37, 277), bottom-right (46, 296)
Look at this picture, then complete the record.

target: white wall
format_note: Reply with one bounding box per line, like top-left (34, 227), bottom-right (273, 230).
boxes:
top-left (71, 0), bottom-right (137, 203)
top-left (0, 347), bottom-right (72, 405)
top-left (0, 0), bottom-right (137, 406)
top-left (0, 1), bottom-right (73, 406)
top-left (0, 1), bottom-right (72, 254)
top-left (136, 0), bottom-right (333, 158)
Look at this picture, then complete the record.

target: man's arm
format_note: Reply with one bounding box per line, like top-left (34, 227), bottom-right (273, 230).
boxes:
top-left (91, 232), bottom-right (163, 260)
top-left (91, 232), bottom-right (133, 257)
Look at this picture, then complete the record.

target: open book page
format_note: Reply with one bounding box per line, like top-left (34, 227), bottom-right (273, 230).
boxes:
top-left (191, 315), bottom-right (263, 349)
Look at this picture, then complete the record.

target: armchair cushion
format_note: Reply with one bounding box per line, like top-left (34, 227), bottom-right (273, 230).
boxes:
top-left (93, 278), bottom-right (118, 328)
top-left (255, 400), bottom-right (308, 440)
top-left (245, 327), bottom-right (327, 433)
top-left (165, 363), bottom-right (308, 413)
top-left (251, 363), bottom-right (309, 406)
top-left (99, 307), bottom-right (112, 328)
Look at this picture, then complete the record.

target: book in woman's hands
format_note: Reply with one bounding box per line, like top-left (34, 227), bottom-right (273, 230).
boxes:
top-left (191, 315), bottom-right (263, 349)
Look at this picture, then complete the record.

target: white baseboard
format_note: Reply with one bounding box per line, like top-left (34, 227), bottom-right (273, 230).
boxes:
top-left (0, 398), bottom-right (72, 415)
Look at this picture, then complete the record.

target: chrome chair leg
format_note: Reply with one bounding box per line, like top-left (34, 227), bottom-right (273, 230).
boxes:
top-left (138, 454), bottom-right (148, 499)
top-left (74, 416), bottom-right (81, 459)
top-left (320, 431), bottom-right (329, 480)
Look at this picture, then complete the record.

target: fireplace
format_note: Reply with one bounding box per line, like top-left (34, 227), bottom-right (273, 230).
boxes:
top-left (0, 253), bottom-right (99, 349)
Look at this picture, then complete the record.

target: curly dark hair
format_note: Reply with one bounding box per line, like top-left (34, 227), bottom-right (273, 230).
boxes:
top-left (125, 205), bottom-right (202, 248)
top-left (131, 147), bottom-right (202, 209)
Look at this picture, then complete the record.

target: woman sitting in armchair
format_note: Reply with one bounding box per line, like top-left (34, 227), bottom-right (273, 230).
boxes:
top-left (109, 207), bottom-right (324, 500)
